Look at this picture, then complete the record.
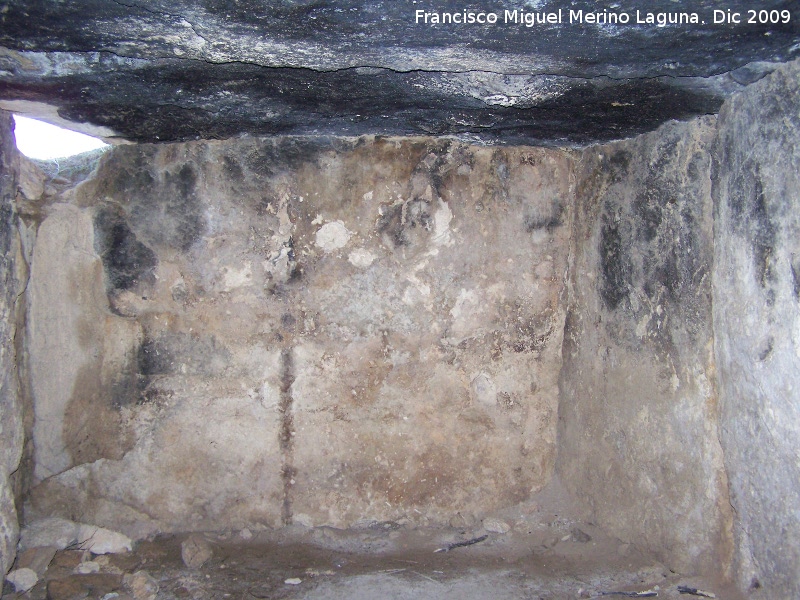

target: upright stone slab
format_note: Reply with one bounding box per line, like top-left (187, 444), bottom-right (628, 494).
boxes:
top-left (0, 111), bottom-right (23, 575)
top-left (713, 59), bottom-right (800, 599)
top-left (26, 137), bottom-right (572, 535)
top-left (557, 118), bottom-right (733, 575)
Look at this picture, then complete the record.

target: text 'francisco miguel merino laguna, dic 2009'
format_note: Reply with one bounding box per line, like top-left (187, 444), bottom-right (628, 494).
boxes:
top-left (414, 8), bottom-right (792, 27)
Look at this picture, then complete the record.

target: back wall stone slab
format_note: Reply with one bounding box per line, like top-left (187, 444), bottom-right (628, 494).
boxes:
top-left (26, 137), bottom-right (572, 535)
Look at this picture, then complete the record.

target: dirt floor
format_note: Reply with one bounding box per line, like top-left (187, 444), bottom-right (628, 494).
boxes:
top-left (3, 514), bottom-right (744, 600)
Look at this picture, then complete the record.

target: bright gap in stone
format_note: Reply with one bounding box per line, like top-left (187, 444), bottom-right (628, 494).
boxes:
top-left (13, 115), bottom-right (109, 160)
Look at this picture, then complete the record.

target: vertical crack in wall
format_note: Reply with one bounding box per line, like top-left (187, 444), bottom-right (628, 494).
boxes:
top-left (12, 218), bottom-right (34, 516)
top-left (279, 346), bottom-right (295, 525)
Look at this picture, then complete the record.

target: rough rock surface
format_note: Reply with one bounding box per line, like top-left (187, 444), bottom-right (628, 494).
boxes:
top-left (556, 117), bottom-right (733, 575)
top-left (712, 59), bottom-right (800, 599)
top-left (25, 137), bottom-right (571, 534)
top-left (180, 535), bottom-right (213, 570)
top-left (19, 518), bottom-right (133, 554)
top-left (0, 1), bottom-right (798, 144)
top-left (6, 52), bottom-right (800, 597)
top-left (5, 567), bottom-right (37, 592)
top-left (15, 545), bottom-right (57, 576)
top-left (0, 111), bottom-right (23, 576)
top-left (27, 203), bottom-right (140, 482)
top-left (123, 569), bottom-right (160, 600)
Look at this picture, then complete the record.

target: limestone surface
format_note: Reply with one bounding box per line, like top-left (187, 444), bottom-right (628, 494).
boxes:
top-left (556, 117), bottom-right (733, 575)
top-left (713, 59), bottom-right (800, 600)
top-left (8, 61), bottom-right (800, 598)
top-left (0, 112), bottom-right (23, 577)
top-left (25, 137), bottom-right (571, 535)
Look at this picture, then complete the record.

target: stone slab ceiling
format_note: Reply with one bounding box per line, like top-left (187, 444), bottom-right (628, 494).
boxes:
top-left (0, 1), bottom-right (798, 145)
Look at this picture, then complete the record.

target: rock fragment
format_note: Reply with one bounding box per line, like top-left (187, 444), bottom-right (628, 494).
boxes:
top-left (448, 512), bottom-right (476, 528)
top-left (16, 546), bottom-right (58, 576)
top-left (6, 567), bottom-right (38, 593)
top-left (76, 525), bottom-right (133, 555)
top-left (20, 518), bottom-right (132, 554)
top-left (20, 518), bottom-right (80, 551)
top-left (483, 518), bottom-right (511, 534)
top-left (75, 561), bottom-right (101, 574)
top-left (123, 570), bottom-right (159, 600)
top-left (181, 535), bottom-right (213, 569)
top-left (46, 573), bottom-right (122, 599)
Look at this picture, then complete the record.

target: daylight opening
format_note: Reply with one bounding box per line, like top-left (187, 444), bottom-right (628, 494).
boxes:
top-left (12, 114), bottom-right (108, 160)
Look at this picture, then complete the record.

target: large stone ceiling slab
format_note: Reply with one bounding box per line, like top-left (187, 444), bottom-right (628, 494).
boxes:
top-left (0, 0), bottom-right (798, 145)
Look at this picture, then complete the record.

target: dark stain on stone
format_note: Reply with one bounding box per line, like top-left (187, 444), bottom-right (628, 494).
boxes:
top-left (727, 162), bottom-right (777, 289)
top-left (407, 198), bottom-right (432, 230)
top-left (281, 312), bottom-right (296, 332)
top-left (223, 155), bottom-right (243, 180)
top-left (654, 246), bottom-right (683, 301)
top-left (254, 193), bottom-right (279, 217)
top-left (137, 338), bottom-right (173, 377)
top-left (138, 387), bottom-right (174, 406)
top-left (279, 347), bottom-right (296, 525)
top-left (791, 254), bottom-right (800, 300)
top-left (507, 308), bottom-right (555, 354)
top-left (766, 288), bottom-right (776, 308)
top-left (94, 147), bottom-right (158, 199)
top-left (490, 151), bottom-right (510, 203)
top-left (137, 333), bottom-right (230, 378)
top-left (287, 264), bottom-right (304, 284)
top-left (589, 123), bottom-right (713, 362)
top-left (244, 138), bottom-right (337, 179)
top-left (64, 364), bottom-right (135, 467)
top-left (632, 192), bottom-right (663, 243)
top-left (378, 197), bottom-right (435, 249)
top-left (687, 150), bottom-right (705, 183)
top-left (93, 205), bottom-right (157, 293)
top-left (165, 164), bottom-right (205, 252)
top-left (524, 198), bottom-right (563, 233)
top-left (599, 212), bottom-right (631, 311)
top-left (605, 150), bottom-right (631, 183)
top-left (418, 142), bottom-right (454, 197)
top-left (757, 337), bottom-right (774, 362)
top-left (110, 359), bottom-right (140, 410)
top-left (92, 147), bottom-right (206, 252)
top-left (0, 202), bottom-right (14, 259)
top-left (377, 203), bottom-right (407, 247)
top-left (750, 172), bottom-right (776, 288)
top-left (0, 53), bottom-right (734, 145)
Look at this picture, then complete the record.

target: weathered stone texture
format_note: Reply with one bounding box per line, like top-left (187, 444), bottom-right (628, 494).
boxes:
top-left (28, 204), bottom-right (140, 482)
top-left (14, 60), bottom-right (800, 596)
top-left (0, 1), bottom-right (796, 145)
top-left (712, 59), bottom-right (800, 599)
top-left (0, 111), bottom-right (23, 575)
top-left (556, 118), bottom-right (733, 575)
top-left (26, 138), bottom-right (571, 534)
